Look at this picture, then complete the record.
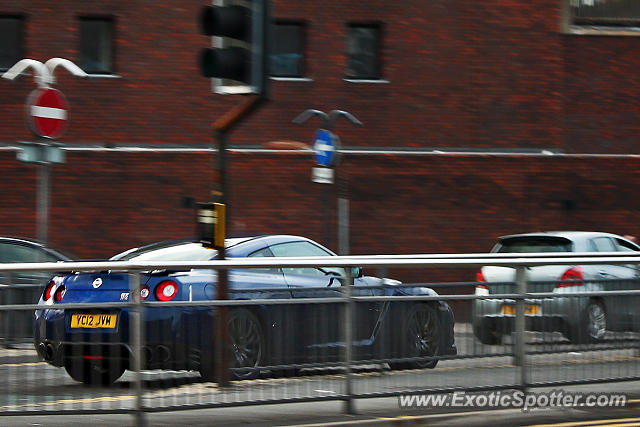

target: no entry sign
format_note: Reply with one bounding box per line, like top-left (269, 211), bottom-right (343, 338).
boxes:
top-left (26, 88), bottom-right (68, 139)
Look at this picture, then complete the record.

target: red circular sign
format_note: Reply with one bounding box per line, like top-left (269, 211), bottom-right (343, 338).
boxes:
top-left (26, 88), bottom-right (68, 139)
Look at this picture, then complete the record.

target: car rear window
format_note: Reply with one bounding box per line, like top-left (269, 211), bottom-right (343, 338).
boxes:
top-left (495, 237), bottom-right (572, 253)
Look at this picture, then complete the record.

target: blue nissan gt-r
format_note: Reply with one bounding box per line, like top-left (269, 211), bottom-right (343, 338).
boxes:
top-left (34, 235), bottom-right (456, 384)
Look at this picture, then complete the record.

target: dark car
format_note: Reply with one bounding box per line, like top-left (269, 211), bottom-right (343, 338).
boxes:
top-left (0, 237), bottom-right (72, 344)
top-left (34, 235), bottom-right (456, 384)
top-left (0, 237), bottom-right (72, 286)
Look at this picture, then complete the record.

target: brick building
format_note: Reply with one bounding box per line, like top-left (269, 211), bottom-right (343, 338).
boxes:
top-left (1, 1), bottom-right (640, 288)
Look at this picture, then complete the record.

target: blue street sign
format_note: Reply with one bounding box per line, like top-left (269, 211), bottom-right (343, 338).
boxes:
top-left (312, 129), bottom-right (337, 167)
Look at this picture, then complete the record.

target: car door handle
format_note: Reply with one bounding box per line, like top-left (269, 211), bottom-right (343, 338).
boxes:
top-left (598, 270), bottom-right (608, 276)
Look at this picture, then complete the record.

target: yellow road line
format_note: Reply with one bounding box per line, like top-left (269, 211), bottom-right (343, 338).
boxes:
top-left (0, 395), bottom-right (135, 411)
top-left (525, 417), bottom-right (640, 427)
top-left (1, 362), bottom-right (45, 367)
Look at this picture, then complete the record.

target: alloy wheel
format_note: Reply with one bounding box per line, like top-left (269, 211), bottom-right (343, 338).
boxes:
top-left (586, 301), bottom-right (606, 341)
top-left (228, 309), bottom-right (263, 379)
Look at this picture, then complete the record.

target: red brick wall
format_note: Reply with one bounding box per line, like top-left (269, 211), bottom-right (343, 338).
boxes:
top-left (5, 148), bottom-right (638, 263)
top-left (2, 1), bottom-right (640, 288)
top-left (2, 1), bottom-right (639, 152)
top-left (564, 36), bottom-right (640, 154)
top-left (229, 152), bottom-right (640, 283)
top-left (0, 150), bottom-right (214, 258)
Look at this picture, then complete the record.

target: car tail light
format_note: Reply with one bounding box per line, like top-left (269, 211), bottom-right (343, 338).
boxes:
top-left (155, 280), bottom-right (178, 301)
top-left (140, 285), bottom-right (150, 301)
top-left (557, 266), bottom-right (584, 288)
top-left (54, 285), bottom-right (66, 302)
top-left (475, 270), bottom-right (489, 295)
top-left (44, 281), bottom-right (56, 301)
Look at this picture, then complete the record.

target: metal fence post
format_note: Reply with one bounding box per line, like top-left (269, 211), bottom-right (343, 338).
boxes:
top-left (343, 266), bottom-right (354, 414)
top-left (514, 266), bottom-right (528, 389)
top-left (130, 271), bottom-right (146, 426)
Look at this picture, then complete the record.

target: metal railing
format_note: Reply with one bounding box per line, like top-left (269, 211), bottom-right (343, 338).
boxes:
top-left (0, 252), bottom-right (639, 424)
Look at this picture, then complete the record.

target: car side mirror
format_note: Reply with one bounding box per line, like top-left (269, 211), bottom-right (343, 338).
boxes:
top-left (351, 267), bottom-right (363, 278)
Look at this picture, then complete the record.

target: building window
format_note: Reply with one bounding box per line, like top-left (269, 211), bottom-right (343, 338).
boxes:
top-left (571, 0), bottom-right (640, 26)
top-left (79, 17), bottom-right (114, 74)
top-left (346, 23), bottom-right (381, 80)
top-left (0, 16), bottom-right (24, 71)
top-left (269, 21), bottom-right (305, 78)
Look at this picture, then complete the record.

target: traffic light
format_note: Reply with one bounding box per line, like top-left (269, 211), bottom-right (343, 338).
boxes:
top-left (197, 202), bottom-right (226, 249)
top-left (199, 0), bottom-right (269, 96)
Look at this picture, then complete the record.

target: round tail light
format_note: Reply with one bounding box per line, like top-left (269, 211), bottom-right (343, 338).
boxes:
top-left (155, 280), bottom-right (178, 301)
top-left (44, 281), bottom-right (56, 301)
top-left (54, 285), bottom-right (66, 302)
top-left (140, 285), bottom-right (150, 301)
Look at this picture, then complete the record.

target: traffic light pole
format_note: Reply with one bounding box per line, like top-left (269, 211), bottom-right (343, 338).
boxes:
top-left (214, 129), bottom-right (231, 387)
top-left (212, 94), bottom-right (265, 387)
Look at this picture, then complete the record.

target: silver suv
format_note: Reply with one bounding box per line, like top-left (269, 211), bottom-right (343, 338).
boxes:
top-left (472, 231), bottom-right (640, 345)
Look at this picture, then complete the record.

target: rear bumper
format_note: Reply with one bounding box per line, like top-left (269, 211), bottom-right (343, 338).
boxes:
top-left (475, 315), bottom-right (567, 334)
top-left (472, 297), bottom-right (589, 334)
top-left (34, 307), bottom-right (201, 370)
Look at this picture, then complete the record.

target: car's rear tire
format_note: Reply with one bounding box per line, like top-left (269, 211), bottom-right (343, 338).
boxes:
top-left (200, 308), bottom-right (265, 381)
top-left (473, 320), bottom-right (502, 345)
top-left (389, 303), bottom-right (440, 370)
top-left (567, 300), bottom-right (606, 344)
top-left (64, 360), bottom-right (125, 385)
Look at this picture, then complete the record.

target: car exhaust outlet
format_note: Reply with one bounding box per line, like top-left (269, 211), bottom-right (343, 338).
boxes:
top-left (37, 342), bottom-right (47, 359)
top-left (44, 343), bottom-right (55, 361)
top-left (143, 346), bottom-right (153, 364)
top-left (156, 345), bottom-right (171, 362)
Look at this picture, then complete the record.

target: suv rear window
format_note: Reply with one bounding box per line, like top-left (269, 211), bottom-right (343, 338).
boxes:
top-left (495, 237), bottom-right (572, 253)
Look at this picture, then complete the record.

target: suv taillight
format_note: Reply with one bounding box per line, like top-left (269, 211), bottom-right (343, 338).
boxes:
top-left (557, 266), bottom-right (584, 288)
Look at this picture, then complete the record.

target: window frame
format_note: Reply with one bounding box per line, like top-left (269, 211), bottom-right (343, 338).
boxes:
top-left (589, 237), bottom-right (616, 252)
top-left (614, 238), bottom-right (640, 252)
top-left (564, 0), bottom-right (640, 35)
top-left (345, 21), bottom-right (383, 81)
top-left (78, 15), bottom-right (116, 75)
top-left (269, 19), bottom-right (307, 79)
top-left (0, 14), bottom-right (25, 72)
top-left (246, 247), bottom-right (280, 273)
top-left (269, 241), bottom-right (346, 277)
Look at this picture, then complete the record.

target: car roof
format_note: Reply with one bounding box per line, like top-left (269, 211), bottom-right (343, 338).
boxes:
top-left (0, 236), bottom-right (74, 260)
top-left (498, 231), bottom-right (625, 241)
top-left (0, 236), bottom-right (47, 247)
top-left (110, 235), bottom-right (326, 260)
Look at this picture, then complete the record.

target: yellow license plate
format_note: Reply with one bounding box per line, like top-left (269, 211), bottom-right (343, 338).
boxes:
top-left (70, 314), bottom-right (117, 329)
top-left (501, 304), bottom-right (540, 315)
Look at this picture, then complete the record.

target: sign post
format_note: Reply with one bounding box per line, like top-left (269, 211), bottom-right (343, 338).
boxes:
top-left (26, 87), bottom-right (68, 139)
top-left (22, 88), bottom-right (70, 246)
top-left (3, 57), bottom-right (86, 247)
top-left (293, 109), bottom-right (362, 253)
top-left (311, 129), bottom-right (338, 184)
